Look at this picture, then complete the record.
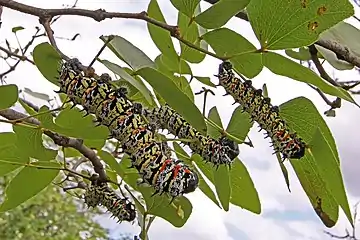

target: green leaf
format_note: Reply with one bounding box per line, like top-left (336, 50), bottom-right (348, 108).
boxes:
top-left (101, 35), bottom-right (155, 71)
top-left (213, 165), bottom-right (230, 211)
top-left (137, 67), bottom-right (207, 134)
top-left (178, 10), bottom-right (206, 63)
top-left (195, 0), bottom-right (250, 29)
top-left (173, 142), bottom-right (221, 208)
top-left (172, 76), bottom-right (194, 102)
top-left (160, 54), bottom-right (192, 75)
top-left (170, 0), bottom-right (200, 18)
top-left (98, 150), bottom-right (124, 177)
top-left (194, 76), bottom-right (216, 88)
top-left (247, 0), bottom-right (354, 50)
top-left (38, 106), bottom-right (109, 143)
top-left (18, 99), bottom-right (38, 116)
top-left (207, 106), bottom-right (222, 139)
top-left (118, 157), bottom-right (192, 227)
top-left (191, 154), bottom-right (214, 183)
top-left (0, 133), bottom-right (28, 176)
top-left (276, 152), bottom-right (291, 192)
top-left (0, 84), bottom-right (18, 110)
top-left (0, 132), bottom-right (16, 146)
top-left (291, 156), bottom-right (338, 227)
top-left (316, 45), bottom-right (353, 70)
top-left (12, 26), bottom-right (25, 33)
top-left (202, 28), bottom-right (262, 78)
top-left (13, 125), bottom-right (57, 161)
top-left (0, 161), bottom-right (60, 212)
top-left (262, 52), bottom-right (357, 106)
top-left (229, 159), bottom-right (261, 214)
top-left (280, 97), bottom-right (352, 226)
top-left (147, 0), bottom-right (178, 59)
top-left (99, 59), bottom-right (155, 105)
top-left (285, 48), bottom-right (312, 61)
top-left (310, 128), bottom-right (352, 224)
top-left (226, 106), bottom-right (253, 143)
top-left (33, 42), bottom-right (62, 85)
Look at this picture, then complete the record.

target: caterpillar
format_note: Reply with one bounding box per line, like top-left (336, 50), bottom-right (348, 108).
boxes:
top-left (57, 58), bottom-right (199, 198)
top-left (84, 180), bottom-right (136, 222)
top-left (141, 104), bottom-right (239, 166)
top-left (216, 61), bottom-right (306, 160)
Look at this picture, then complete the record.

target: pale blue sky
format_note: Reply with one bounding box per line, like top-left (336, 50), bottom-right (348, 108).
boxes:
top-left (1, 1), bottom-right (360, 239)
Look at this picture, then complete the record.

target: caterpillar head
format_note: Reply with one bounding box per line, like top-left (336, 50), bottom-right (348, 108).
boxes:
top-left (220, 136), bottom-right (240, 161)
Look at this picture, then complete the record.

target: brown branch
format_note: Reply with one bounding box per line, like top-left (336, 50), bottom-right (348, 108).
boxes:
top-left (0, 46), bottom-right (35, 64)
top-left (0, 108), bottom-right (108, 181)
top-left (308, 45), bottom-right (340, 86)
top-left (316, 39), bottom-right (360, 69)
top-left (0, 0), bottom-right (226, 62)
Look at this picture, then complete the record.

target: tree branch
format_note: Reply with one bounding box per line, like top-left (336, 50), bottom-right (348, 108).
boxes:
top-left (0, 108), bottom-right (108, 182)
top-left (0, 0), bottom-right (226, 62)
top-left (0, 45), bottom-right (35, 64)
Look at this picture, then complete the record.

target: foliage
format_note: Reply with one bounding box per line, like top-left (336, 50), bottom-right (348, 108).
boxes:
top-left (1, 0), bottom-right (360, 239)
top-left (0, 175), bottom-right (108, 240)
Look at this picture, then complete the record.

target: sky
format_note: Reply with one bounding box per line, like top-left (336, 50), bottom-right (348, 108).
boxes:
top-left (1, 0), bottom-right (360, 240)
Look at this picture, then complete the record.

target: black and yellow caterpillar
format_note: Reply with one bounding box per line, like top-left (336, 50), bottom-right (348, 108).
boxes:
top-left (216, 61), bottom-right (306, 160)
top-left (141, 104), bottom-right (239, 166)
top-left (84, 180), bottom-right (136, 223)
top-left (58, 58), bottom-right (199, 198)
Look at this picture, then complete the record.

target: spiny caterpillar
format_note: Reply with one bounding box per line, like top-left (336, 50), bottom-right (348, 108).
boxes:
top-left (57, 58), bottom-right (199, 198)
top-left (84, 180), bottom-right (136, 222)
top-left (141, 104), bottom-right (239, 166)
top-left (216, 61), bottom-right (306, 160)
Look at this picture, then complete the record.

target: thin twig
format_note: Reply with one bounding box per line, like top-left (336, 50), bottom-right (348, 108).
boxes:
top-left (0, 108), bottom-right (108, 181)
top-left (0, 46), bottom-right (35, 64)
top-left (308, 45), bottom-right (340, 86)
top-left (88, 35), bottom-right (114, 68)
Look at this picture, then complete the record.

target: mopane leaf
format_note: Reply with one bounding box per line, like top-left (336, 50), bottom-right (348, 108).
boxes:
top-left (202, 28), bottom-right (262, 78)
top-left (13, 125), bottom-right (57, 161)
top-left (226, 106), bottom-right (253, 143)
top-left (137, 67), bottom-right (206, 134)
top-left (285, 48), bottom-right (312, 61)
top-left (0, 161), bottom-right (60, 212)
top-left (0, 84), bottom-right (18, 110)
top-left (0, 133), bottom-right (28, 176)
top-left (101, 35), bottom-right (155, 71)
top-left (33, 42), bottom-right (62, 85)
top-left (263, 52), bottom-right (357, 106)
top-left (195, 0), bottom-right (250, 29)
top-left (247, 0), bottom-right (354, 49)
top-left (194, 76), bottom-right (216, 87)
top-left (178, 10), bottom-right (206, 63)
top-left (98, 150), bottom-right (124, 177)
top-left (280, 97), bottom-right (351, 226)
top-left (12, 26), bottom-right (24, 33)
top-left (207, 106), bottom-right (222, 139)
top-left (147, 0), bottom-right (178, 59)
top-left (213, 165), bottom-right (231, 211)
top-left (170, 0), bottom-right (200, 18)
top-left (160, 54), bottom-right (192, 75)
top-left (229, 159), bottom-right (261, 214)
top-left (99, 59), bottom-right (155, 105)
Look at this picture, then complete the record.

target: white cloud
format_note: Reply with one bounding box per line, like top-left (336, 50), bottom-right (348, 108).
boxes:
top-left (2, 0), bottom-right (360, 240)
